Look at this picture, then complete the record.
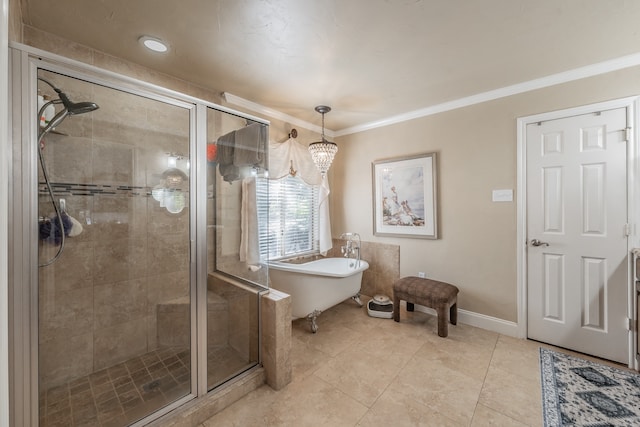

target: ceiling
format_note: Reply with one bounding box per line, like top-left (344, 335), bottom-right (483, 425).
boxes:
top-left (20, 0), bottom-right (640, 133)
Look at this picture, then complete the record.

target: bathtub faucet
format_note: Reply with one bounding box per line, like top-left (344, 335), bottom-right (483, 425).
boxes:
top-left (339, 232), bottom-right (361, 268)
top-left (341, 240), bottom-right (353, 257)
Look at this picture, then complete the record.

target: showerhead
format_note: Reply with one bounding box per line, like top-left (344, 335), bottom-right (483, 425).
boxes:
top-left (37, 77), bottom-right (100, 144)
top-left (38, 77), bottom-right (100, 115)
top-left (56, 91), bottom-right (99, 115)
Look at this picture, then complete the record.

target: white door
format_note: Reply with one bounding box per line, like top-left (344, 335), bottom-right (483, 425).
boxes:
top-left (527, 107), bottom-right (629, 363)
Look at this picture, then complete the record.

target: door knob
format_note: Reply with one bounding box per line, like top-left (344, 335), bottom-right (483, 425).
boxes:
top-left (530, 239), bottom-right (549, 247)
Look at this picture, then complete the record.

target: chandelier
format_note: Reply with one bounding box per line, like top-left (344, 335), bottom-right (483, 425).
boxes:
top-left (308, 105), bottom-right (338, 176)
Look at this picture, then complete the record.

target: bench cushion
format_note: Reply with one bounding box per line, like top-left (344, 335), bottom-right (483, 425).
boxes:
top-left (393, 276), bottom-right (458, 306)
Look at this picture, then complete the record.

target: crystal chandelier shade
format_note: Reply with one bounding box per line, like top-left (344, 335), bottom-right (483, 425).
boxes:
top-left (309, 105), bottom-right (338, 176)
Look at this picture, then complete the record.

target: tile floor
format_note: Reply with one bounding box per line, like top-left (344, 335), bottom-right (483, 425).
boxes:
top-left (40, 346), bottom-right (191, 427)
top-left (200, 297), bottom-right (619, 427)
top-left (40, 296), bottom-right (624, 426)
top-left (39, 344), bottom-right (254, 427)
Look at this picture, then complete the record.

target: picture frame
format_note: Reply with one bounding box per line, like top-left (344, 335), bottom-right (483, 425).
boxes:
top-left (372, 152), bottom-right (438, 239)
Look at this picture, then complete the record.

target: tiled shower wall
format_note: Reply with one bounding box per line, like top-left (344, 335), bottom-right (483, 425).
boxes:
top-left (37, 71), bottom-right (191, 390)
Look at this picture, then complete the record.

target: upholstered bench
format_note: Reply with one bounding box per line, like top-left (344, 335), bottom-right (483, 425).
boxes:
top-left (393, 276), bottom-right (459, 337)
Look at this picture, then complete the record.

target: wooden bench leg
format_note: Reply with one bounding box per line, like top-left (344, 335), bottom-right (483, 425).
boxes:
top-left (450, 302), bottom-right (457, 325)
top-left (393, 295), bottom-right (400, 322)
top-left (437, 305), bottom-right (448, 337)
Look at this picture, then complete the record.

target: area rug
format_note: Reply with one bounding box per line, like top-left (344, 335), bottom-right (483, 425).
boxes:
top-left (540, 347), bottom-right (640, 426)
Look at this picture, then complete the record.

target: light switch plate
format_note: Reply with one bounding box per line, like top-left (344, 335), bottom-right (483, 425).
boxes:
top-left (492, 189), bottom-right (513, 202)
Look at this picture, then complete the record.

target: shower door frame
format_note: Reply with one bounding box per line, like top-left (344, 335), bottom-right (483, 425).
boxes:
top-left (9, 43), bottom-right (269, 426)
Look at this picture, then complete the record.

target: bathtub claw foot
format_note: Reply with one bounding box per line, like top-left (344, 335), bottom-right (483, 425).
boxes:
top-left (352, 293), bottom-right (363, 307)
top-left (307, 310), bottom-right (322, 333)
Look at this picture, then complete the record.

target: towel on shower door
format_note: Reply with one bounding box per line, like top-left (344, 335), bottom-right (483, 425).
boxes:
top-left (217, 129), bottom-right (240, 182)
top-left (233, 123), bottom-right (266, 169)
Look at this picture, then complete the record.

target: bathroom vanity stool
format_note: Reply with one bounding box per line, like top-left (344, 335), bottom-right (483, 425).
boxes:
top-left (393, 276), bottom-right (459, 337)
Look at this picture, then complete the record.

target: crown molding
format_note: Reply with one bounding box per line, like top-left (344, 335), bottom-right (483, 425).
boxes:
top-left (225, 52), bottom-right (640, 138)
top-left (336, 52), bottom-right (640, 136)
top-left (222, 92), bottom-right (334, 137)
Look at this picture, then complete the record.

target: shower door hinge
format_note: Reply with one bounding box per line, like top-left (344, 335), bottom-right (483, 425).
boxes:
top-left (625, 127), bottom-right (632, 142)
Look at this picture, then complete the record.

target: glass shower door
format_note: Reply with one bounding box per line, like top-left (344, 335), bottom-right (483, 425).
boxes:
top-left (205, 107), bottom-right (266, 390)
top-left (36, 69), bottom-right (193, 426)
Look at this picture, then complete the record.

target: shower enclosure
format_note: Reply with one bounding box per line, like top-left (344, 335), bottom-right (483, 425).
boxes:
top-left (9, 46), bottom-right (269, 426)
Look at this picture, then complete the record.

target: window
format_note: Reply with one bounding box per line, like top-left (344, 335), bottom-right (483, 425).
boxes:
top-left (257, 175), bottom-right (320, 261)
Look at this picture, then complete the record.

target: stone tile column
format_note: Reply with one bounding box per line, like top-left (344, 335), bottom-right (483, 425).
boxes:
top-left (260, 289), bottom-right (292, 390)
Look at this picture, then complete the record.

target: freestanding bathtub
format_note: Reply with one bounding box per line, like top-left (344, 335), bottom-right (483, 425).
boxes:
top-left (268, 257), bottom-right (369, 333)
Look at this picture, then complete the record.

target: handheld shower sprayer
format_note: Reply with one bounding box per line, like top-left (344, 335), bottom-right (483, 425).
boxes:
top-left (38, 77), bottom-right (99, 115)
top-left (37, 77), bottom-right (99, 141)
top-left (58, 91), bottom-right (100, 115)
top-left (37, 77), bottom-right (100, 267)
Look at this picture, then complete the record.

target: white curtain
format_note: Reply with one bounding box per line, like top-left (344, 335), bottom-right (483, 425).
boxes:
top-left (268, 138), bottom-right (333, 254)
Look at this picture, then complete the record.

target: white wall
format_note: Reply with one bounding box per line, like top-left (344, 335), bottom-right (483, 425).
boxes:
top-left (332, 65), bottom-right (640, 323)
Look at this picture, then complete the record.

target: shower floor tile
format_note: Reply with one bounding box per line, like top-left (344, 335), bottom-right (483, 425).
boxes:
top-left (40, 346), bottom-right (190, 426)
top-left (39, 344), bottom-right (250, 427)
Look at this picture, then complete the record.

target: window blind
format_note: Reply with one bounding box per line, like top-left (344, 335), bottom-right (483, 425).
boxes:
top-left (256, 175), bottom-right (320, 261)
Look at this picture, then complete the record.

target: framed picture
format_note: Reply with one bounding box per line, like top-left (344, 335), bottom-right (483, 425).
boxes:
top-left (372, 152), bottom-right (438, 239)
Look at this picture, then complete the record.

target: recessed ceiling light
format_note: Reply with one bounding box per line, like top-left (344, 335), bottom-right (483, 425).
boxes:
top-left (139, 36), bottom-right (168, 53)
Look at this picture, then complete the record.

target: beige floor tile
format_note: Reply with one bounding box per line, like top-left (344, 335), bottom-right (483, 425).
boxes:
top-left (414, 347), bottom-right (492, 383)
top-left (390, 356), bottom-right (484, 425)
top-left (290, 335), bottom-right (333, 380)
top-left (205, 375), bottom-right (368, 427)
top-left (201, 300), bottom-right (555, 427)
top-left (201, 384), bottom-right (277, 426)
top-left (313, 344), bottom-right (404, 407)
top-left (444, 322), bottom-right (500, 350)
top-left (471, 403), bottom-right (528, 426)
top-left (292, 317), bottom-right (361, 357)
top-left (320, 299), bottom-right (374, 334)
top-left (370, 314), bottom-right (433, 341)
top-left (411, 329), bottom-right (496, 382)
top-left (478, 364), bottom-right (543, 426)
top-left (350, 325), bottom-right (427, 367)
top-left (489, 335), bottom-right (542, 383)
top-left (357, 389), bottom-right (464, 427)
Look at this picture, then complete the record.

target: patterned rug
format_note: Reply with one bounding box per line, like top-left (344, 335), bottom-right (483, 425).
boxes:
top-left (540, 347), bottom-right (640, 426)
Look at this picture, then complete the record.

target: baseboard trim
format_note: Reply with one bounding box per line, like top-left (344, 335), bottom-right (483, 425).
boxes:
top-left (410, 304), bottom-right (519, 337)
